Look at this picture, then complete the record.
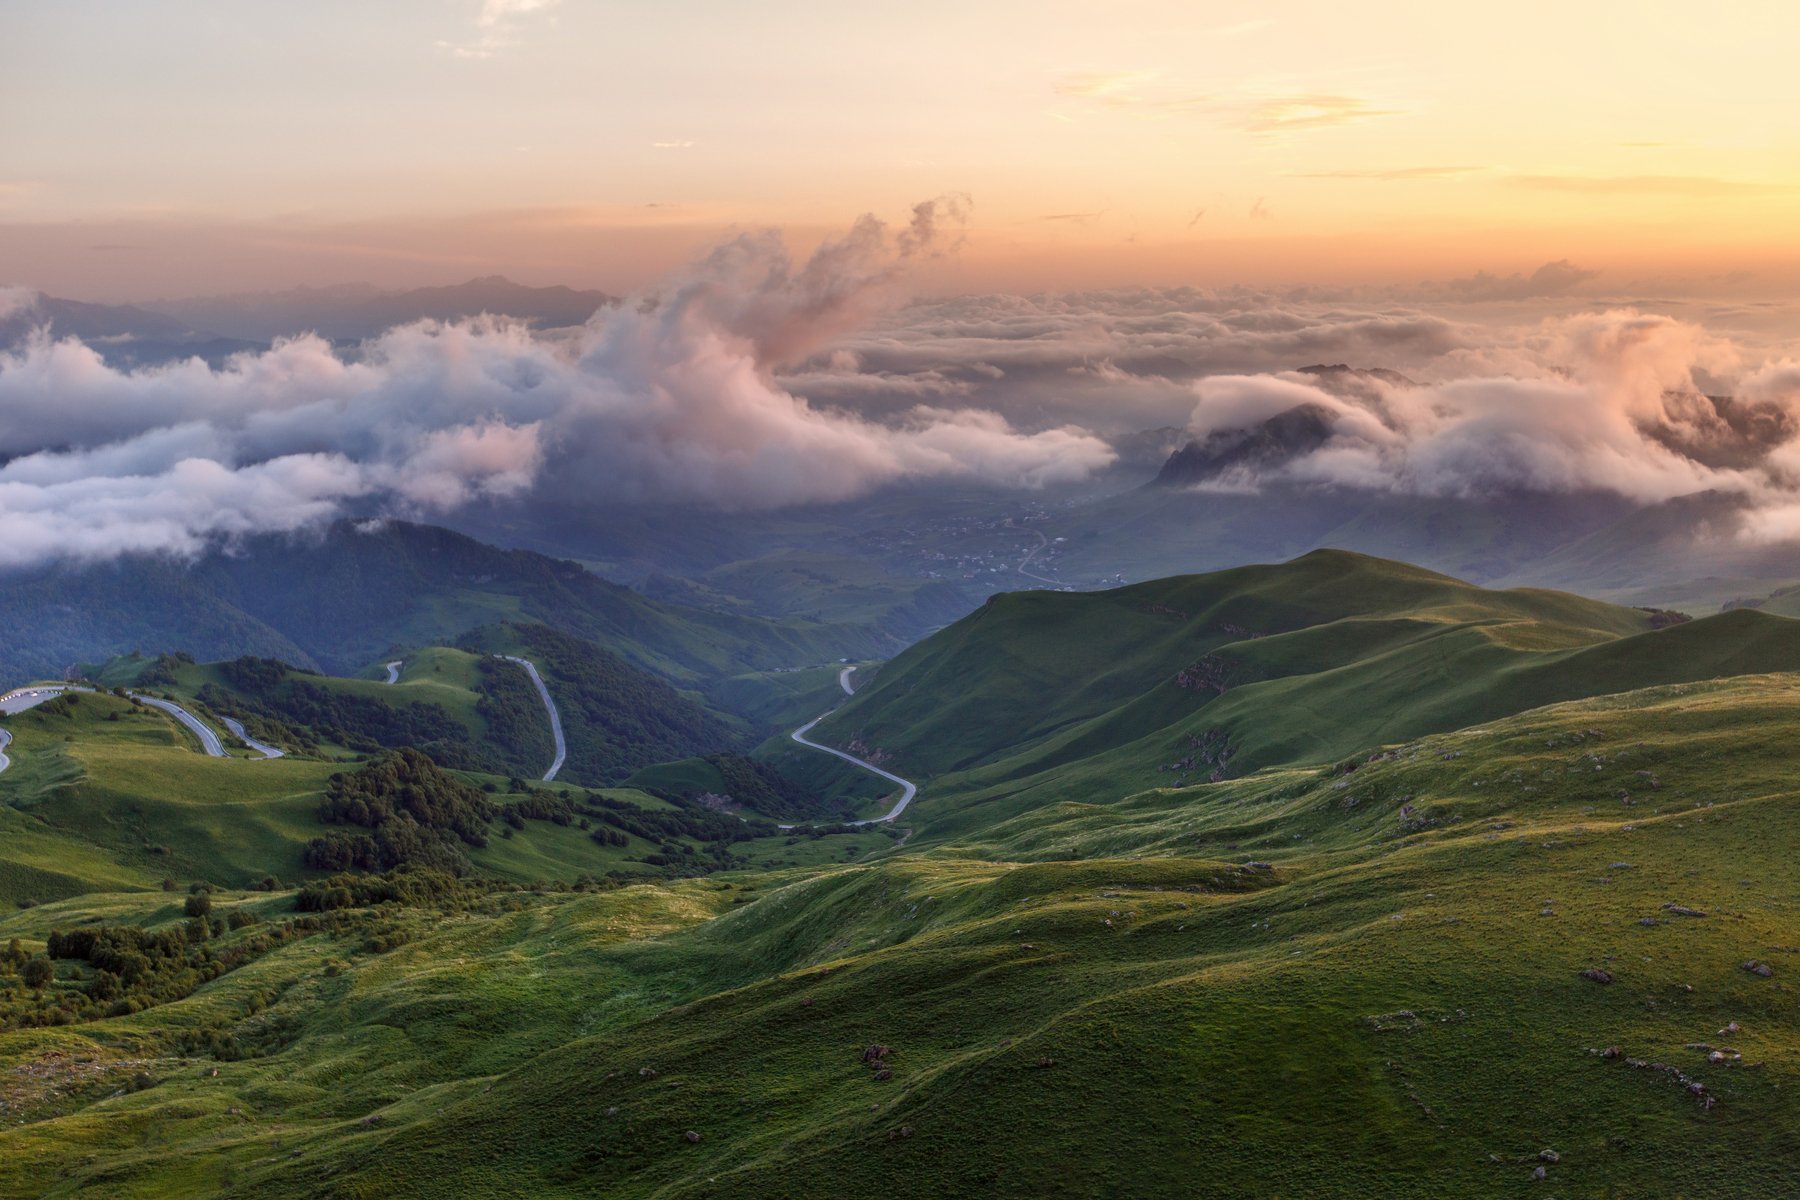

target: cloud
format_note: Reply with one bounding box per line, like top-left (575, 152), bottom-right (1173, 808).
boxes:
top-left (438, 0), bottom-right (561, 59)
top-left (1507, 174), bottom-right (1781, 197)
top-left (1297, 165), bottom-right (1484, 180)
top-left (0, 201), bottom-right (1114, 568)
top-left (652, 140), bottom-right (695, 149)
top-left (1243, 94), bottom-right (1397, 134)
top-left (1444, 259), bottom-right (1602, 302)
top-left (1050, 71), bottom-right (1214, 115)
top-left (478, 0), bottom-right (559, 26)
top-left (1173, 310), bottom-right (1800, 507)
top-left (0, 286), bottom-right (35, 321)
top-left (1049, 76), bottom-right (1393, 135)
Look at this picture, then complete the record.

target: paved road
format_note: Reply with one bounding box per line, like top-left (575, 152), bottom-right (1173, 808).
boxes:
top-left (0, 685), bottom-right (89, 774)
top-left (499, 655), bottom-right (566, 781)
top-left (781, 665), bottom-right (919, 827)
top-left (1014, 527), bottom-right (1059, 586)
top-left (383, 660), bottom-right (402, 685)
top-left (0, 684), bottom-right (83, 715)
top-left (131, 694), bottom-right (228, 757)
top-left (0, 683), bottom-right (257, 765)
top-left (220, 716), bottom-right (285, 759)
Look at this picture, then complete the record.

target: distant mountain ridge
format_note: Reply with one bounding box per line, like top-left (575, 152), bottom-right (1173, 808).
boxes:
top-left (0, 519), bottom-right (900, 690)
top-left (141, 275), bottom-right (618, 341)
top-left (0, 290), bottom-right (260, 366)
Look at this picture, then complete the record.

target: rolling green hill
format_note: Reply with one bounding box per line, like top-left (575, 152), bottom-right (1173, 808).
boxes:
top-left (802, 551), bottom-right (1800, 834)
top-left (0, 691), bottom-right (887, 907)
top-left (1, 673), bottom-right (1797, 1196)
top-left (459, 623), bottom-right (745, 785)
top-left (0, 520), bottom-right (905, 688)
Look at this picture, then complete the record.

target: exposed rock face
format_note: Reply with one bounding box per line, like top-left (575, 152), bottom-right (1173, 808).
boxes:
top-left (1153, 404), bottom-right (1339, 489)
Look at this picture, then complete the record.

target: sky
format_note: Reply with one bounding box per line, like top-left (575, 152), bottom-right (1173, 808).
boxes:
top-left (5, 0), bottom-right (1800, 299)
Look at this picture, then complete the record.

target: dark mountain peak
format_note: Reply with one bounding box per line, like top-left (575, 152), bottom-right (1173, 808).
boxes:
top-left (1153, 403), bottom-right (1337, 488)
top-left (1296, 363), bottom-right (1418, 389)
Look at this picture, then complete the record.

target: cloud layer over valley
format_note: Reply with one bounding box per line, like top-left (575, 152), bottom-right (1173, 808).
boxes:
top-left (0, 202), bottom-right (1114, 569)
top-left (9, 224), bottom-right (1800, 571)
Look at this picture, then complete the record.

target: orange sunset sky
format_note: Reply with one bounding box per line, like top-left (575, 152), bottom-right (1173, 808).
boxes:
top-left (4, 0), bottom-right (1798, 299)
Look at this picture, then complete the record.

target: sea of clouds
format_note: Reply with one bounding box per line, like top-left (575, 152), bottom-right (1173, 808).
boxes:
top-left (4, 199), bottom-right (1800, 569)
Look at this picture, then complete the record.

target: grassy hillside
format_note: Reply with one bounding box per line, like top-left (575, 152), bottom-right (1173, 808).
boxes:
top-left (812, 550), bottom-right (1663, 779)
top-left (0, 692), bottom-right (883, 907)
top-left (91, 649), bottom-right (536, 776)
top-left (461, 623), bottom-right (745, 785)
top-left (2, 675), bottom-right (1797, 1196)
top-left (0, 520), bottom-right (907, 689)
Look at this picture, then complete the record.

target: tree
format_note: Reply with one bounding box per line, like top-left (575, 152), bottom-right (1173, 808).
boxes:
top-left (183, 893), bottom-right (212, 919)
top-left (22, 956), bottom-right (53, 989)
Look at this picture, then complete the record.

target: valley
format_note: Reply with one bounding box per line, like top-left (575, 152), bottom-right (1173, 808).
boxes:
top-left (0, 547), bottom-right (1796, 1197)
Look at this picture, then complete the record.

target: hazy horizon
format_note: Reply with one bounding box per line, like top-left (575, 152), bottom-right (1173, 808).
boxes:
top-left (7, 1), bottom-right (1800, 301)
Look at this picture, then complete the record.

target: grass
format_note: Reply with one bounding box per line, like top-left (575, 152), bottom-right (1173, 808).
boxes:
top-left (6, 552), bottom-right (1800, 1196)
top-left (1, 673), bottom-right (1797, 1195)
top-left (809, 551), bottom-right (1800, 835)
top-left (0, 694), bottom-right (880, 905)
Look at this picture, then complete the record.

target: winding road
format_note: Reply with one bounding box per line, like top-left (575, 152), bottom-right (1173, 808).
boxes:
top-left (0, 685), bottom-right (93, 775)
top-left (0, 683), bottom-right (233, 766)
top-left (500, 655), bottom-right (566, 781)
top-left (132, 695), bottom-right (228, 757)
top-left (1013, 526), bottom-right (1059, 586)
top-left (781, 664), bottom-right (918, 827)
top-left (383, 660), bottom-right (403, 685)
top-left (220, 716), bottom-right (285, 759)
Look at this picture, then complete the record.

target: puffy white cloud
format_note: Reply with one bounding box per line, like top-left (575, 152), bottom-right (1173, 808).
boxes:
top-left (0, 201), bottom-right (1114, 567)
top-left (1173, 309), bottom-right (1795, 507)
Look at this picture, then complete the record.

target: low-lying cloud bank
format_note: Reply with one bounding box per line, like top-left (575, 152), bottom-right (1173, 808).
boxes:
top-left (1174, 309), bottom-right (1800, 538)
top-left (10, 225), bottom-right (1800, 570)
top-left (0, 200), bottom-right (1114, 568)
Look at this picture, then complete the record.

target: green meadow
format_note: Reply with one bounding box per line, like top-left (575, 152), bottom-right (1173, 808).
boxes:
top-left (1, 553), bottom-right (1796, 1197)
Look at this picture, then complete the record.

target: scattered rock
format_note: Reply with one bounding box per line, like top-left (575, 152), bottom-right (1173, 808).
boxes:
top-left (1601, 1046), bottom-right (1623, 1059)
top-left (800, 997), bottom-right (815, 1007)
top-left (1036, 1057), bottom-right (1057, 1069)
top-left (861, 1045), bottom-right (891, 1064)
top-left (1538, 1149), bottom-right (1560, 1163)
top-left (1742, 960), bottom-right (1775, 978)
top-left (1532, 1165), bottom-right (1547, 1181)
top-left (873, 1069), bottom-right (892, 1081)
top-left (639, 1067), bottom-right (658, 1078)
top-left (684, 1130), bottom-right (702, 1144)
top-left (1661, 904), bottom-right (1707, 918)
top-left (1720, 1022), bottom-right (1742, 1035)
top-left (605, 1106), bottom-right (619, 1117)
top-left (359, 1114), bottom-right (383, 1128)
top-left (1639, 917), bottom-right (1659, 926)
top-left (1580, 967), bottom-right (1614, 985)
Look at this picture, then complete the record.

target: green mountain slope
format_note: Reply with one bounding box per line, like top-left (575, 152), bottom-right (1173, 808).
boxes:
top-left (460, 622), bottom-right (745, 785)
top-left (0, 691), bottom-right (886, 906)
top-left (810, 550), bottom-right (1667, 785)
top-left (0, 520), bottom-right (903, 689)
top-left (2, 674), bottom-right (1797, 1197)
